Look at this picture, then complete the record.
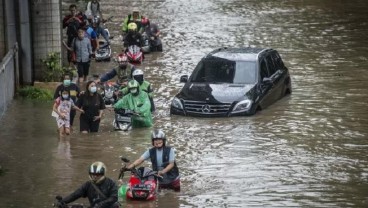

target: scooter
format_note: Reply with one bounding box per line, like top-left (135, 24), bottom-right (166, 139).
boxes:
top-left (113, 109), bottom-right (134, 131)
top-left (125, 45), bottom-right (144, 64)
top-left (99, 81), bottom-right (120, 106)
top-left (141, 32), bottom-right (151, 54)
top-left (118, 157), bottom-right (162, 201)
top-left (95, 16), bottom-right (114, 62)
top-left (95, 39), bottom-right (112, 62)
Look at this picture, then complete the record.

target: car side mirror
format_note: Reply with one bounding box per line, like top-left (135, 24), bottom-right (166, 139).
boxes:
top-left (180, 75), bottom-right (188, 83)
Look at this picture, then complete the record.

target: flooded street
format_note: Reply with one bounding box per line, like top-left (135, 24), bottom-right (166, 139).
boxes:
top-left (1, 0), bottom-right (368, 207)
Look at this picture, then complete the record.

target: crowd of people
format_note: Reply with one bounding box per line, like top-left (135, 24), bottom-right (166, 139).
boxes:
top-left (53, 1), bottom-right (178, 207)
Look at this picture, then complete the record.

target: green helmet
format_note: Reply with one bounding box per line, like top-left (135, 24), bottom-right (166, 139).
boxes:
top-left (127, 79), bottom-right (139, 89)
top-left (128, 22), bottom-right (137, 31)
top-left (127, 80), bottom-right (140, 96)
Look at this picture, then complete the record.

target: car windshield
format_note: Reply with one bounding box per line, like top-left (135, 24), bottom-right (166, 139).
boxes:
top-left (190, 58), bottom-right (257, 84)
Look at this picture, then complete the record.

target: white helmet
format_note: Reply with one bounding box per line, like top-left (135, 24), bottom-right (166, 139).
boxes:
top-left (132, 69), bottom-right (144, 76)
top-left (132, 69), bottom-right (144, 84)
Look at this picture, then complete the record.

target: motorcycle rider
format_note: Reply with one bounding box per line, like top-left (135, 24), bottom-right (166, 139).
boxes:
top-left (95, 54), bottom-right (136, 86)
top-left (123, 22), bottom-right (143, 48)
top-left (54, 161), bottom-right (119, 208)
top-left (121, 69), bottom-right (155, 112)
top-left (93, 16), bottom-right (110, 44)
top-left (127, 129), bottom-right (180, 191)
top-left (113, 80), bottom-right (152, 128)
top-left (85, 0), bottom-right (104, 21)
top-left (121, 8), bottom-right (144, 34)
top-left (141, 18), bottom-right (163, 52)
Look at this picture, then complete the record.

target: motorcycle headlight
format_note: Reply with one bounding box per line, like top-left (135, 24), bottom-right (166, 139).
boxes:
top-left (105, 90), bottom-right (114, 99)
top-left (171, 97), bottom-right (183, 110)
top-left (232, 99), bottom-right (252, 113)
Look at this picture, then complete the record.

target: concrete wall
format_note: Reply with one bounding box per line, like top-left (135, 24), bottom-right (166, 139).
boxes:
top-left (31, 0), bottom-right (62, 81)
top-left (0, 0), bottom-right (5, 59)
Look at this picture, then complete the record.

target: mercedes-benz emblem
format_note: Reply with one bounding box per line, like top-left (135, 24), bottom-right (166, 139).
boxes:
top-left (202, 104), bottom-right (211, 113)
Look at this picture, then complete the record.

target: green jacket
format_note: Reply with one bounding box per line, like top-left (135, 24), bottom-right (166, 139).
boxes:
top-left (113, 90), bottom-right (152, 127)
top-left (121, 14), bottom-right (143, 33)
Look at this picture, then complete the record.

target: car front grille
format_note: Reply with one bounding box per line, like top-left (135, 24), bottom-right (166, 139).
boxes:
top-left (183, 100), bottom-right (232, 115)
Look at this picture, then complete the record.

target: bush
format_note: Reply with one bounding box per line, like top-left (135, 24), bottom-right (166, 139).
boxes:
top-left (40, 52), bottom-right (68, 82)
top-left (17, 86), bottom-right (53, 100)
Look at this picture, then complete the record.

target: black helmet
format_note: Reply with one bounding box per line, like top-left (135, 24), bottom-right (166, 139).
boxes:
top-left (89, 161), bottom-right (106, 183)
top-left (151, 129), bottom-right (166, 146)
top-left (92, 16), bottom-right (101, 26)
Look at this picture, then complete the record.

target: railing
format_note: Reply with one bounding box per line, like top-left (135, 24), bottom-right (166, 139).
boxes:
top-left (0, 42), bottom-right (19, 119)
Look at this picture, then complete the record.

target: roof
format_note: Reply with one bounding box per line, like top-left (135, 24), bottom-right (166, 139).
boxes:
top-left (206, 47), bottom-right (270, 62)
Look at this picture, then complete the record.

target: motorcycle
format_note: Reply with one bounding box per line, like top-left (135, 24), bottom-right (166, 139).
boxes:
top-left (141, 32), bottom-right (151, 54)
top-left (95, 38), bottom-right (112, 62)
top-left (125, 45), bottom-right (144, 64)
top-left (95, 16), bottom-right (114, 62)
top-left (99, 81), bottom-right (121, 106)
top-left (118, 157), bottom-right (162, 201)
top-left (113, 108), bottom-right (134, 131)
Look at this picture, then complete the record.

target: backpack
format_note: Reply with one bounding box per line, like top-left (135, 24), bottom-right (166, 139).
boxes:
top-left (67, 19), bottom-right (81, 38)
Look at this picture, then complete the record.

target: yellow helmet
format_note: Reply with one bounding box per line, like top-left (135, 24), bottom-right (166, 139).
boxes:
top-left (128, 22), bottom-right (137, 31)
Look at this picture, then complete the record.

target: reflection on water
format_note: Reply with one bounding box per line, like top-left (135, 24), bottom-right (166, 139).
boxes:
top-left (1, 0), bottom-right (368, 207)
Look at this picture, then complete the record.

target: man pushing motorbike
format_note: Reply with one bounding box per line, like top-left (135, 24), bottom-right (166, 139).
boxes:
top-left (95, 54), bottom-right (135, 86)
top-left (54, 161), bottom-right (119, 208)
top-left (113, 80), bottom-right (152, 128)
top-left (126, 129), bottom-right (181, 191)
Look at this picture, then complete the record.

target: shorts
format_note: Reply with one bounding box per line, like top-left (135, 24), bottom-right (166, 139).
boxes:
top-left (77, 61), bottom-right (90, 77)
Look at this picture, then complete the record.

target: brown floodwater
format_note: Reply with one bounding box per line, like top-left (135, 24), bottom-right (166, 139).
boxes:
top-left (1, 0), bottom-right (368, 207)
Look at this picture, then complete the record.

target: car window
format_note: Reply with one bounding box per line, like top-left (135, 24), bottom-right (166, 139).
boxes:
top-left (234, 61), bottom-right (256, 84)
top-left (272, 52), bottom-right (285, 69)
top-left (260, 59), bottom-right (270, 80)
top-left (266, 55), bottom-right (276, 75)
top-left (190, 58), bottom-right (256, 84)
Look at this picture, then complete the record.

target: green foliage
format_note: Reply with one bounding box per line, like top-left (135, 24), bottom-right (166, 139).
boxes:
top-left (40, 52), bottom-right (68, 82)
top-left (17, 86), bottom-right (53, 101)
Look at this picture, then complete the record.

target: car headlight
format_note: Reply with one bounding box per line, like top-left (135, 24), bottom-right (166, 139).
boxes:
top-left (232, 99), bottom-right (252, 113)
top-left (171, 97), bottom-right (183, 110)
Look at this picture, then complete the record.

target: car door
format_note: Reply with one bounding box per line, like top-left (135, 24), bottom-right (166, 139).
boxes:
top-left (266, 52), bottom-right (284, 102)
top-left (270, 51), bottom-right (289, 99)
top-left (257, 57), bottom-right (274, 109)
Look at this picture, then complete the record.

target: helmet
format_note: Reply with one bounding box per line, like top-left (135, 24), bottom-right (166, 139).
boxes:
top-left (132, 69), bottom-right (144, 85)
top-left (89, 161), bottom-right (106, 183)
top-left (128, 22), bottom-right (137, 31)
top-left (92, 16), bottom-right (101, 26)
top-left (141, 18), bottom-right (150, 26)
top-left (127, 80), bottom-right (140, 96)
top-left (151, 129), bottom-right (166, 146)
top-left (117, 54), bottom-right (128, 69)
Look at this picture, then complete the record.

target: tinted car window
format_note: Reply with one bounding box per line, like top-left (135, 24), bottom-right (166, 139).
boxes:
top-left (191, 58), bottom-right (256, 84)
top-left (266, 55), bottom-right (276, 75)
top-left (260, 59), bottom-right (270, 80)
top-left (272, 52), bottom-right (285, 69)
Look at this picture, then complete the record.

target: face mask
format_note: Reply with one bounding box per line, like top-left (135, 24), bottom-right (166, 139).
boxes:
top-left (90, 86), bottom-right (97, 93)
top-left (63, 79), bottom-right (71, 86)
top-left (134, 76), bottom-right (144, 85)
top-left (62, 94), bottom-right (69, 99)
top-left (130, 88), bottom-right (137, 94)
